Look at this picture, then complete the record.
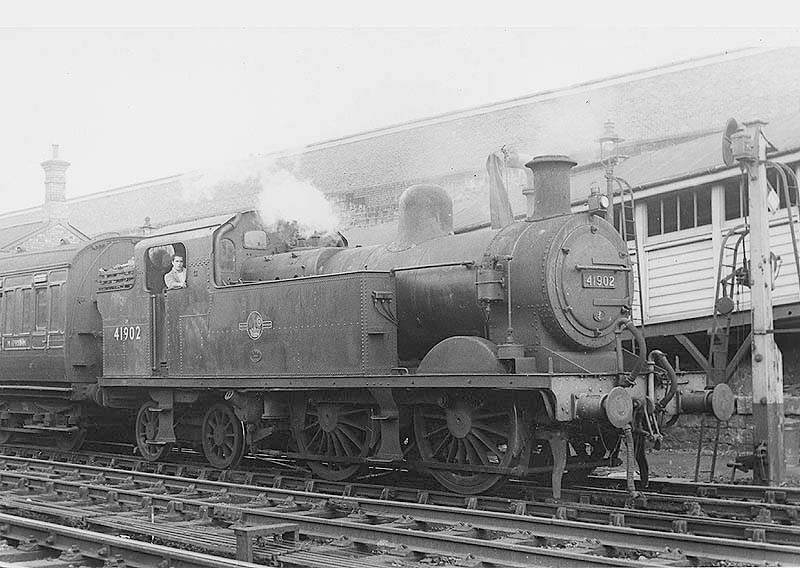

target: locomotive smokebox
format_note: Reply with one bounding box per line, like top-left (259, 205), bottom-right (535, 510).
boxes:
top-left (524, 155), bottom-right (577, 221)
top-left (393, 184), bottom-right (453, 250)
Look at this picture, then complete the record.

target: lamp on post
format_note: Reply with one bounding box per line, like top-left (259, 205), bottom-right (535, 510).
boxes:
top-left (598, 120), bottom-right (625, 223)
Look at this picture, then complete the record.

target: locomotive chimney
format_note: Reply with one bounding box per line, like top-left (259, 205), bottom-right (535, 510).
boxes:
top-left (392, 184), bottom-right (453, 250)
top-left (523, 155), bottom-right (576, 221)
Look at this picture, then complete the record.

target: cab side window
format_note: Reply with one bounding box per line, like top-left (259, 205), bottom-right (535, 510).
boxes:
top-left (146, 244), bottom-right (187, 292)
top-left (216, 238), bottom-right (237, 285)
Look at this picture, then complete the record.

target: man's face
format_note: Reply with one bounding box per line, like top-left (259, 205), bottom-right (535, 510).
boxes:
top-left (173, 257), bottom-right (184, 270)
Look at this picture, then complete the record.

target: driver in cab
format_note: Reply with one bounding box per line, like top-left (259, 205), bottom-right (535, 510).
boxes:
top-left (164, 254), bottom-right (187, 290)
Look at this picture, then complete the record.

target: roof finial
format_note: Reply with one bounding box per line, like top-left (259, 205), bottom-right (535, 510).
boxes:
top-left (51, 144), bottom-right (59, 160)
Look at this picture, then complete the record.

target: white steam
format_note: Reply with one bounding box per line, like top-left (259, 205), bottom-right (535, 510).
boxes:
top-left (255, 168), bottom-right (340, 236)
top-left (182, 156), bottom-right (340, 236)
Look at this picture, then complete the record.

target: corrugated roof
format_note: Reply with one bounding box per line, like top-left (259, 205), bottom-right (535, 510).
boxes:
top-left (572, 110), bottom-right (800, 199)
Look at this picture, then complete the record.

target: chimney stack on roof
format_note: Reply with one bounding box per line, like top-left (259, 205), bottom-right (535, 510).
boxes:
top-left (41, 144), bottom-right (70, 221)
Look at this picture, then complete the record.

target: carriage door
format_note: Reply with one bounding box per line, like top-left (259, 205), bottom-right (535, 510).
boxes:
top-left (145, 244), bottom-right (186, 373)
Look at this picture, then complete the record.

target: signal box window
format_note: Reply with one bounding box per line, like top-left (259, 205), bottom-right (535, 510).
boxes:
top-left (646, 186), bottom-right (712, 237)
top-left (724, 179), bottom-right (748, 221)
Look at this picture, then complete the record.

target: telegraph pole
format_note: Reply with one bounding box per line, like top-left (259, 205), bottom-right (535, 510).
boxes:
top-left (733, 120), bottom-right (785, 484)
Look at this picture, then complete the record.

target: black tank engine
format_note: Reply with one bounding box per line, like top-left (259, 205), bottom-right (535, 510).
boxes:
top-left (0, 155), bottom-right (733, 495)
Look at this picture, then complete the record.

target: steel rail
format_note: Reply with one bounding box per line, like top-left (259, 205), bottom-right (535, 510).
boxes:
top-left (0, 511), bottom-right (263, 568)
top-left (0, 462), bottom-right (797, 565)
top-left (3, 453), bottom-right (800, 546)
top-left (5, 443), bottom-right (800, 521)
top-left (0, 476), bottom-right (657, 568)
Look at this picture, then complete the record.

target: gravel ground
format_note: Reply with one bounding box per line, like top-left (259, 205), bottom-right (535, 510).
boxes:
top-left (600, 447), bottom-right (800, 485)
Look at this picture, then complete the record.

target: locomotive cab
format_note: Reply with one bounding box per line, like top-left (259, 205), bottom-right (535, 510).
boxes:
top-left (98, 223), bottom-right (215, 377)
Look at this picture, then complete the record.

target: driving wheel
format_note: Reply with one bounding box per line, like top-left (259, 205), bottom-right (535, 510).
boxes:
top-left (290, 395), bottom-right (375, 482)
top-left (414, 397), bottom-right (522, 494)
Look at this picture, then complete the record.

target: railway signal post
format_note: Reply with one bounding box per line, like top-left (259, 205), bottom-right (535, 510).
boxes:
top-left (734, 120), bottom-right (785, 484)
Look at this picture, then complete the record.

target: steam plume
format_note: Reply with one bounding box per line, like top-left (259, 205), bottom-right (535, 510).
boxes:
top-left (182, 156), bottom-right (340, 236)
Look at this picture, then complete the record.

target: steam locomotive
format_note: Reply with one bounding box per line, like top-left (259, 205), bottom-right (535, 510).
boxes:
top-left (0, 155), bottom-right (733, 495)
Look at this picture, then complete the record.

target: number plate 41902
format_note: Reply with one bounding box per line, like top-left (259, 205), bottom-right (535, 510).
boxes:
top-left (582, 272), bottom-right (616, 289)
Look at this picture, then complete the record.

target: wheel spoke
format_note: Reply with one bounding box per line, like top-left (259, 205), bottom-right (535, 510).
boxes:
top-left (472, 411), bottom-right (507, 421)
top-left (339, 408), bottom-right (367, 416)
top-left (337, 424), bottom-right (362, 449)
top-left (330, 431), bottom-right (348, 456)
top-left (465, 434), bottom-right (490, 465)
top-left (446, 438), bottom-right (458, 462)
top-left (455, 439), bottom-right (467, 464)
top-left (338, 417), bottom-right (369, 431)
top-left (471, 428), bottom-right (501, 456)
top-left (471, 421), bottom-right (508, 439)
top-left (421, 413), bottom-right (448, 421)
top-left (306, 426), bottom-right (323, 450)
top-left (423, 424), bottom-right (449, 439)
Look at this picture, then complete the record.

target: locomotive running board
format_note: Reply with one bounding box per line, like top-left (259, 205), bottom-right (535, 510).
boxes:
top-left (98, 373), bottom-right (598, 390)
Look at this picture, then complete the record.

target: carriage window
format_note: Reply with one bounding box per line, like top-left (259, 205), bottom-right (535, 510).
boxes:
top-left (35, 287), bottom-right (49, 331)
top-left (243, 230), bottom-right (268, 250)
top-left (21, 288), bottom-right (32, 333)
top-left (50, 285), bottom-right (64, 333)
top-left (4, 290), bottom-right (15, 335)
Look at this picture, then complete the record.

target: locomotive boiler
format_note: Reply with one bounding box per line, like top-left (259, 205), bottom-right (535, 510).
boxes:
top-left (0, 155), bottom-right (734, 496)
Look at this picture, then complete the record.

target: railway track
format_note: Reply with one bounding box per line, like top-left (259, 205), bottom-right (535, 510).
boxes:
top-left (4, 444), bottom-right (799, 527)
top-left (0, 511), bottom-right (263, 567)
top-left (0, 452), bottom-right (798, 566)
